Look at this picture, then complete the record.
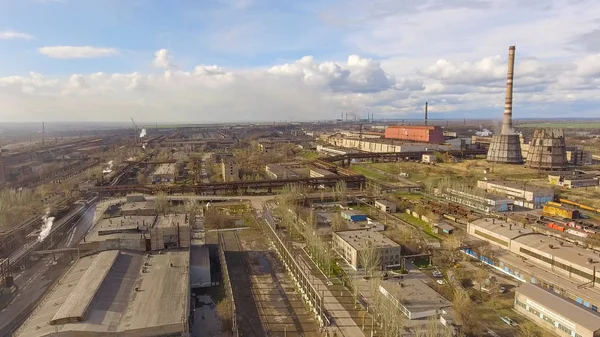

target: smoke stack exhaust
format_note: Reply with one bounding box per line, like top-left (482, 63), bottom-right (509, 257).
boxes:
top-left (425, 102), bottom-right (428, 126)
top-left (501, 46), bottom-right (516, 135)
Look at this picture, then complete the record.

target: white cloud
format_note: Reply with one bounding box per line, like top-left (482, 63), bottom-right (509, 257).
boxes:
top-left (152, 49), bottom-right (174, 69)
top-left (38, 46), bottom-right (119, 59)
top-left (0, 30), bottom-right (34, 40)
top-left (2, 47), bottom-right (600, 122)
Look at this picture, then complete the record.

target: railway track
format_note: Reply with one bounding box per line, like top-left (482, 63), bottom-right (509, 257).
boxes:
top-left (221, 230), bottom-right (318, 336)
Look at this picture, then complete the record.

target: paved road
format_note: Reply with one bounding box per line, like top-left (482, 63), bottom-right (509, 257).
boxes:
top-left (0, 205), bottom-right (96, 337)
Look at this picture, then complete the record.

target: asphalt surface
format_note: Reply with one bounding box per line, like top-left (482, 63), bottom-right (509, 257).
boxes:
top-left (0, 204), bottom-right (96, 337)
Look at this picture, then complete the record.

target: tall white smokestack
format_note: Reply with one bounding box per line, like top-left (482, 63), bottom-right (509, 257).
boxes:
top-left (501, 46), bottom-right (516, 135)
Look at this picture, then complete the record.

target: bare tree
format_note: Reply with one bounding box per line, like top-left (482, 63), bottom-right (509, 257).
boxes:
top-left (331, 213), bottom-right (347, 232)
top-left (155, 191), bottom-right (170, 215)
top-left (475, 268), bottom-right (489, 292)
top-left (452, 288), bottom-right (483, 336)
top-left (359, 243), bottom-right (381, 279)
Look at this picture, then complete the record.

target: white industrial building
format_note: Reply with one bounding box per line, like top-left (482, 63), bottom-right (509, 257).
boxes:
top-left (440, 187), bottom-right (514, 213)
top-left (332, 229), bottom-right (401, 270)
top-left (477, 180), bottom-right (554, 209)
top-left (324, 135), bottom-right (451, 153)
top-left (467, 218), bottom-right (600, 288)
top-left (515, 283), bottom-right (600, 337)
top-left (265, 164), bottom-right (300, 179)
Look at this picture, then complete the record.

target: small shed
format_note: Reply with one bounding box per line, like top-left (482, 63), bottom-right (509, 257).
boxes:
top-left (341, 210), bottom-right (367, 222)
top-left (434, 222), bottom-right (455, 235)
top-left (422, 154), bottom-right (437, 163)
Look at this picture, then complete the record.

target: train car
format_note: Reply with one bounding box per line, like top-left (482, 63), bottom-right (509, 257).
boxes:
top-left (543, 203), bottom-right (580, 220)
top-left (559, 198), bottom-right (600, 213)
top-left (546, 223), bottom-right (565, 232)
top-left (566, 228), bottom-right (589, 238)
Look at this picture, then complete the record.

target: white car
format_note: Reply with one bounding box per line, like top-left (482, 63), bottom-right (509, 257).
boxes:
top-left (436, 279), bottom-right (445, 285)
top-left (432, 271), bottom-right (443, 278)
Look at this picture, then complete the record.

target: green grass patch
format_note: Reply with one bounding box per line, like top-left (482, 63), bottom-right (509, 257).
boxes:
top-left (350, 164), bottom-right (388, 181)
top-left (396, 212), bottom-right (443, 240)
top-left (298, 150), bottom-right (320, 160)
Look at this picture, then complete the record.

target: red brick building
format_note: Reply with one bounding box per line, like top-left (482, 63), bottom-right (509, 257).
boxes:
top-left (384, 125), bottom-right (445, 144)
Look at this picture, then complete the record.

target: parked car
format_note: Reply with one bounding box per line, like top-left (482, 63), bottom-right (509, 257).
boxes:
top-left (499, 286), bottom-right (506, 294)
top-left (433, 271), bottom-right (443, 278)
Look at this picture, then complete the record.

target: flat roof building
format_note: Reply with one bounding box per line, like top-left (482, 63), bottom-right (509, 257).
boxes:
top-left (375, 199), bottom-right (396, 213)
top-left (15, 250), bottom-right (190, 337)
top-left (309, 168), bottom-right (337, 178)
top-left (333, 229), bottom-right (401, 270)
top-left (80, 214), bottom-right (190, 252)
top-left (477, 180), bottom-right (554, 209)
top-left (152, 163), bottom-right (177, 183)
top-left (265, 164), bottom-right (300, 179)
top-left (515, 283), bottom-right (600, 337)
top-left (441, 187), bottom-right (514, 213)
top-left (379, 276), bottom-right (451, 320)
top-left (385, 125), bottom-right (445, 144)
top-left (221, 158), bottom-right (239, 182)
top-left (467, 218), bottom-right (600, 287)
top-left (548, 172), bottom-right (599, 189)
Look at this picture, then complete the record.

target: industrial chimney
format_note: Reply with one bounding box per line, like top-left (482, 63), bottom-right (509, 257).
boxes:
top-left (501, 46), bottom-right (516, 135)
top-left (486, 45), bottom-right (523, 164)
top-left (425, 102), bottom-right (428, 126)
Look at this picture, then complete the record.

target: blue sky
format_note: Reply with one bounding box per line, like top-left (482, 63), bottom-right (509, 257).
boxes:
top-left (1, 0), bottom-right (600, 122)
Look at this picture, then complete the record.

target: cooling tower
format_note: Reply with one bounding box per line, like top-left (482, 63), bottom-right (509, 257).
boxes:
top-left (487, 46), bottom-right (523, 164)
top-left (525, 129), bottom-right (567, 170)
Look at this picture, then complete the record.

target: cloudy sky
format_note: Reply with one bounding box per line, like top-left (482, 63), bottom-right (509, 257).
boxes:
top-left (0, 0), bottom-right (599, 123)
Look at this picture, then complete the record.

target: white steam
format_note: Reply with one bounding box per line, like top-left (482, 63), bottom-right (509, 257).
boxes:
top-left (102, 160), bottom-right (114, 174)
top-left (475, 129), bottom-right (492, 137)
top-left (139, 129), bottom-right (147, 138)
top-left (38, 209), bottom-right (55, 242)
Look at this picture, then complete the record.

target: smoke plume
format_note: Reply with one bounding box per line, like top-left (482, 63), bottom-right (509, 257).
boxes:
top-left (103, 160), bottom-right (114, 174)
top-left (38, 209), bottom-right (55, 242)
top-left (139, 129), bottom-right (147, 138)
top-left (475, 129), bottom-right (492, 137)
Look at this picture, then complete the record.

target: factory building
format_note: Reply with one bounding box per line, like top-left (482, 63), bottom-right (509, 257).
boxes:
top-left (477, 180), bottom-right (554, 209)
top-left (265, 164), bottom-right (300, 179)
top-left (525, 129), bottom-right (567, 170)
top-left (514, 283), bottom-right (600, 337)
top-left (310, 168), bottom-right (337, 178)
top-left (378, 274), bottom-right (452, 320)
top-left (325, 136), bottom-right (451, 153)
top-left (375, 199), bottom-right (396, 213)
top-left (14, 250), bottom-right (190, 337)
top-left (152, 163), bottom-right (177, 183)
top-left (542, 202), bottom-right (580, 219)
top-left (487, 46), bottom-right (523, 164)
top-left (316, 145), bottom-right (359, 156)
top-left (384, 125), bottom-right (445, 144)
top-left (467, 218), bottom-right (600, 287)
top-left (440, 187), bottom-right (514, 213)
top-left (332, 229), bottom-right (402, 270)
top-left (548, 172), bottom-right (600, 189)
top-left (221, 158), bottom-right (239, 182)
top-left (79, 214), bottom-right (190, 252)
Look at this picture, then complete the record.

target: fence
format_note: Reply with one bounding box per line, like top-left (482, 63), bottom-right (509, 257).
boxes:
top-left (217, 233), bottom-right (238, 337)
top-left (262, 204), bottom-right (331, 326)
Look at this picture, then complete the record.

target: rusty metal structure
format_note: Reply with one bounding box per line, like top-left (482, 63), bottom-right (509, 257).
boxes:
top-left (487, 46), bottom-right (524, 164)
top-left (525, 128), bottom-right (567, 170)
